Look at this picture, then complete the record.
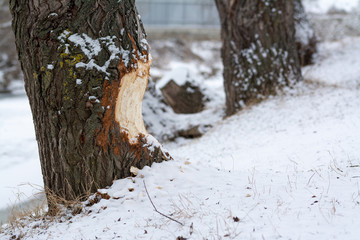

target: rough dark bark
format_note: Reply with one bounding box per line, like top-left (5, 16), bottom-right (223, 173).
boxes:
top-left (294, 0), bottom-right (317, 66)
top-left (10, 0), bottom-right (171, 207)
top-left (215, 0), bottom-right (302, 116)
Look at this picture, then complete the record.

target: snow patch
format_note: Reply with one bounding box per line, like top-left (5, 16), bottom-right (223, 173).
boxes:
top-left (303, 0), bottom-right (360, 14)
top-left (58, 31), bottom-right (140, 75)
top-left (143, 134), bottom-right (163, 153)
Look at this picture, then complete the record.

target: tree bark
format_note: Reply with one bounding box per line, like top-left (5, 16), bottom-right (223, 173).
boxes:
top-left (215, 0), bottom-right (302, 116)
top-left (10, 0), bottom-right (171, 207)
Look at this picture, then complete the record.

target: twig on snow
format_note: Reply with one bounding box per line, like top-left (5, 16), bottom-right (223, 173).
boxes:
top-left (143, 180), bottom-right (184, 226)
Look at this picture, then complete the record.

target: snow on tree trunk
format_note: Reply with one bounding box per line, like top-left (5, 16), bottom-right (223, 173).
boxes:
top-left (9, 0), bottom-right (171, 208)
top-left (215, 0), bottom-right (302, 116)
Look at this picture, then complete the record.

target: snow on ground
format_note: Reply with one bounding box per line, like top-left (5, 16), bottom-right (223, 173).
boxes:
top-left (303, 37), bottom-right (360, 88)
top-left (1, 34), bottom-right (359, 239)
top-left (143, 58), bottom-right (224, 141)
top-left (0, 91), bottom-right (43, 215)
top-left (303, 0), bottom-right (360, 14)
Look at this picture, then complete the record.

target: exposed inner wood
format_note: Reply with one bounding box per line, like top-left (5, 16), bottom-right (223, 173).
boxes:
top-left (115, 60), bottom-right (151, 140)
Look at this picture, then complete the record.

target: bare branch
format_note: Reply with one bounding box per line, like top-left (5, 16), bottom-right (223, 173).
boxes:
top-left (143, 180), bottom-right (184, 226)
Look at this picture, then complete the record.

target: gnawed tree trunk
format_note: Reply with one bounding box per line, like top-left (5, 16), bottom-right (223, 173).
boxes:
top-left (10, 0), bottom-right (171, 207)
top-left (294, 0), bottom-right (317, 66)
top-left (215, 0), bottom-right (302, 116)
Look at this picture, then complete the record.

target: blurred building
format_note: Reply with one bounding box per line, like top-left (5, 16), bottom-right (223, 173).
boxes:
top-left (136, 0), bottom-right (220, 39)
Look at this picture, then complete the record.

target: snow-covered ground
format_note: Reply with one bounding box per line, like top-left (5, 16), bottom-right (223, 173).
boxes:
top-left (303, 0), bottom-right (359, 13)
top-left (1, 0), bottom-right (360, 236)
top-left (1, 31), bottom-right (359, 239)
top-left (0, 89), bottom-right (43, 217)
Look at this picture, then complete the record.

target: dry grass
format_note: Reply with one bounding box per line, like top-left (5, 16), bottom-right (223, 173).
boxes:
top-left (0, 185), bottom-right (47, 239)
top-left (170, 193), bottom-right (205, 222)
top-left (1, 185), bottom-right (92, 239)
top-left (44, 188), bottom-right (87, 217)
top-left (7, 197), bottom-right (46, 229)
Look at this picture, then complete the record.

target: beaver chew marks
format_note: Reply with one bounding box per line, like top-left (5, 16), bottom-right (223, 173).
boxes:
top-left (115, 60), bottom-right (151, 140)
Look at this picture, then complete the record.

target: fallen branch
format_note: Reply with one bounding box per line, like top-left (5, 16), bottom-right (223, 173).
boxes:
top-left (143, 180), bottom-right (184, 226)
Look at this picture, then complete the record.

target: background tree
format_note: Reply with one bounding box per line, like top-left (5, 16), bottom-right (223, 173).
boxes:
top-left (215, 0), bottom-right (302, 116)
top-left (0, 0), bottom-right (21, 92)
top-left (294, 0), bottom-right (317, 66)
top-left (10, 0), bottom-right (171, 208)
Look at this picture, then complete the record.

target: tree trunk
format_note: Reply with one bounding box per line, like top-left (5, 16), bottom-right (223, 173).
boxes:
top-left (294, 0), bottom-right (317, 66)
top-left (9, 0), bottom-right (171, 207)
top-left (215, 0), bottom-right (302, 116)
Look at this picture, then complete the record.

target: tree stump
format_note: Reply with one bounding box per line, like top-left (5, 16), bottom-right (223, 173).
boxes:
top-left (161, 80), bottom-right (205, 114)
